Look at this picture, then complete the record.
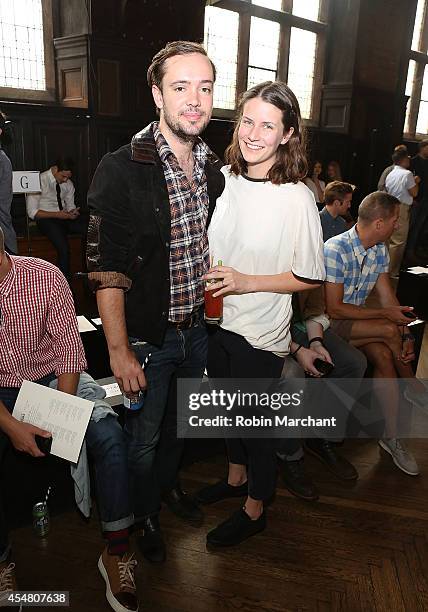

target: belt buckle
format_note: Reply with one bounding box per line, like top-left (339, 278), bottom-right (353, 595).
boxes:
top-left (173, 308), bottom-right (200, 331)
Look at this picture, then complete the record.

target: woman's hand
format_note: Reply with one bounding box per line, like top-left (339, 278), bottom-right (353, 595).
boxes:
top-left (204, 265), bottom-right (253, 297)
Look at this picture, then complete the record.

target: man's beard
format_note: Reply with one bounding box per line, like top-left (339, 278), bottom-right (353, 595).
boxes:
top-left (162, 107), bottom-right (210, 143)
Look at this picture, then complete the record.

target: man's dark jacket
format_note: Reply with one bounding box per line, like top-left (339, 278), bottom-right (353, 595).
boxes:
top-left (87, 124), bottom-right (225, 346)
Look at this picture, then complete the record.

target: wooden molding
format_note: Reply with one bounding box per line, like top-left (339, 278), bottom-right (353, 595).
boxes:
top-left (54, 34), bottom-right (88, 107)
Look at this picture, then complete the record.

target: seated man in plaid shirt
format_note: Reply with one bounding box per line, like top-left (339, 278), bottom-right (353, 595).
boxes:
top-left (0, 227), bottom-right (139, 612)
top-left (324, 191), bottom-right (428, 476)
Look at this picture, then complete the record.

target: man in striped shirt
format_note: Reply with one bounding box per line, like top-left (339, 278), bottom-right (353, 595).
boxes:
top-left (0, 228), bottom-right (139, 612)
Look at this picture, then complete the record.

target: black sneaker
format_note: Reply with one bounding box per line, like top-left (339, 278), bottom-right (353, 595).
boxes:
top-left (136, 515), bottom-right (166, 564)
top-left (279, 458), bottom-right (319, 501)
top-left (305, 439), bottom-right (358, 481)
top-left (196, 479), bottom-right (248, 505)
top-left (206, 508), bottom-right (266, 547)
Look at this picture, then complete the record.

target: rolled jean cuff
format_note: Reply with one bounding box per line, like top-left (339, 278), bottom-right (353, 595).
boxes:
top-left (0, 543), bottom-right (11, 563)
top-left (101, 514), bottom-right (134, 532)
top-left (133, 507), bottom-right (161, 526)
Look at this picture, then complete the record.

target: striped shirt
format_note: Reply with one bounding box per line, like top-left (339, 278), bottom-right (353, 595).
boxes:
top-left (0, 256), bottom-right (87, 387)
top-left (324, 225), bottom-right (389, 306)
top-left (153, 123), bottom-right (210, 322)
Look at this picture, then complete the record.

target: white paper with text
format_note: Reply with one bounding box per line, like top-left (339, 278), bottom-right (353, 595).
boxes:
top-left (12, 381), bottom-right (94, 463)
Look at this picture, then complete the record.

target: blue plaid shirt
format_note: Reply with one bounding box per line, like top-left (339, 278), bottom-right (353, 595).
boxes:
top-left (324, 225), bottom-right (389, 305)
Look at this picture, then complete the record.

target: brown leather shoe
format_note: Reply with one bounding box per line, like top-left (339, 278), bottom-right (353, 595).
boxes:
top-left (98, 547), bottom-right (138, 612)
top-left (0, 557), bottom-right (21, 612)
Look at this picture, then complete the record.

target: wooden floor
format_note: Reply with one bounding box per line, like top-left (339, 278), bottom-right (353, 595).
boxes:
top-left (12, 435), bottom-right (428, 612)
top-left (10, 271), bottom-right (428, 612)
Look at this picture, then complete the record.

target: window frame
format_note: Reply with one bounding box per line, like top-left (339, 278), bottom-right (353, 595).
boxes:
top-left (206, 0), bottom-right (329, 124)
top-left (0, 0), bottom-right (56, 103)
top-left (405, 0), bottom-right (428, 138)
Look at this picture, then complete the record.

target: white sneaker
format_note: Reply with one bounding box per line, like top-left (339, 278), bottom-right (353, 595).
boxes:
top-left (378, 438), bottom-right (419, 476)
top-left (404, 386), bottom-right (428, 413)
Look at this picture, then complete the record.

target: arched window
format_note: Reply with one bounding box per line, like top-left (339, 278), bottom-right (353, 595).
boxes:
top-left (405, 0), bottom-right (428, 137)
top-left (204, 0), bottom-right (328, 123)
top-left (0, 0), bottom-right (55, 101)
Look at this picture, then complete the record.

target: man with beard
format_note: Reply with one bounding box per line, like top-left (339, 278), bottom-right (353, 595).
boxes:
top-left (87, 41), bottom-right (224, 567)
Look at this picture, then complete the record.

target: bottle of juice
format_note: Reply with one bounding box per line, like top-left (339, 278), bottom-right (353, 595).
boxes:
top-left (204, 259), bottom-right (224, 324)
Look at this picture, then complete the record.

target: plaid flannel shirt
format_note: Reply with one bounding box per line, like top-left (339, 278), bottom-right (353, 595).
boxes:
top-left (153, 123), bottom-right (210, 322)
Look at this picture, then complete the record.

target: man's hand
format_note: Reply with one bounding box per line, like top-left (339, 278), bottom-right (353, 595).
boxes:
top-left (7, 421), bottom-right (51, 458)
top-left (57, 210), bottom-right (78, 220)
top-left (383, 306), bottom-right (416, 325)
top-left (401, 338), bottom-right (416, 364)
top-left (69, 207), bottom-right (80, 219)
top-left (109, 347), bottom-right (147, 394)
top-left (295, 347), bottom-right (325, 377)
top-left (308, 340), bottom-right (333, 365)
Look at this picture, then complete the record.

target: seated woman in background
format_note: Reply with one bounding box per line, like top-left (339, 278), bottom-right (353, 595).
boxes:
top-left (326, 160), bottom-right (343, 183)
top-left (196, 80), bottom-right (325, 548)
top-left (304, 160), bottom-right (326, 209)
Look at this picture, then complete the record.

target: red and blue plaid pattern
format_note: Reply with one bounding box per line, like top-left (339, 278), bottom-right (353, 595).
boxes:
top-left (153, 123), bottom-right (210, 322)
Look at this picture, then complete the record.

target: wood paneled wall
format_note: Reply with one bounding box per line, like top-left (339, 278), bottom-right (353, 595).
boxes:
top-left (0, 0), bottom-right (421, 238)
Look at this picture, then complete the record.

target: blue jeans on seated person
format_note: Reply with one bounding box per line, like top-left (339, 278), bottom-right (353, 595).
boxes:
top-left (0, 373), bottom-right (132, 562)
top-left (125, 318), bottom-right (207, 523)
top-left (36, 215), bottom-right (87, 278)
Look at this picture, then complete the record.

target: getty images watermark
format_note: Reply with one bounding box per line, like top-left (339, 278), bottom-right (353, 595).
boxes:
top-left (187, 388), bottom-right (336, 429)
top-left (177, 378), bottom-right (428, 439)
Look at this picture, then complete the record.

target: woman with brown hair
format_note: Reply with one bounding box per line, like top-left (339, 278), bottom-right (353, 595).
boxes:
top-left (196, 81), bottom-right (325, 547)
top-left (326, 160), bottom-right (343, 183)
top-left (304, 159), bottom-right (326, 208)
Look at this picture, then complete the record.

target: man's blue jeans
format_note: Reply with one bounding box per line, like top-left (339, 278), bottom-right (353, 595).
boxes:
top-left (0, 374), bottom-right (132, 562)
top-left (126, 319), bottom-right (207, 522)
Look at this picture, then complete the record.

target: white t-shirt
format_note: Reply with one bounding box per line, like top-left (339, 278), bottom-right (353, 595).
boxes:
top-left (208, 167), bottom-right (326, 356)
top-left (385, 165), bottom-right (415, 206)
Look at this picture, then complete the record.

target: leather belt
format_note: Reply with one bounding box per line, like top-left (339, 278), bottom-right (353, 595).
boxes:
top-left (167, 308), bottom-right (203, 331)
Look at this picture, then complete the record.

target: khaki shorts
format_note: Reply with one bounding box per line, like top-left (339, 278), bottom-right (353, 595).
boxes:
top-left (329, 319), bottom-right (355, 341)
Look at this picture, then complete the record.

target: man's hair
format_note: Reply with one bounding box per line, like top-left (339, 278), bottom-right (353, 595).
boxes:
top-left (54, 157), bottom-right (74, 172)
top-left (358, 191), bottom-right (399, 224)
top-left (0, 111), bottom-right (11, 145)
top-left (419, 139), bottom-right (428, 151)
top-left (0, 226), bottom-right (4, 254)
top-left (392, 149), bottom-right (409, 164)
top-left (393, 144), bottom-right (407, 153)
top-left (147, 40), bottom-right (216, 89)
top-left (324, 181), bottom-right (353, 205)
top-left (226, 80), bottom-right (307, 185)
